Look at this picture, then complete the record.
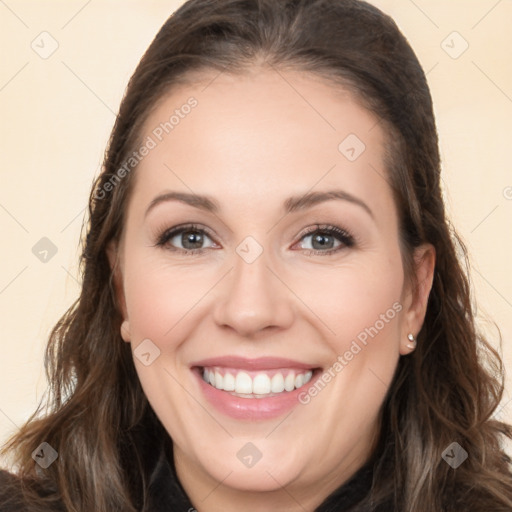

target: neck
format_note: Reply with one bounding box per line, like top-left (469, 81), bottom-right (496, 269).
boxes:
top-left (173, 445), bottom-right (369, 512)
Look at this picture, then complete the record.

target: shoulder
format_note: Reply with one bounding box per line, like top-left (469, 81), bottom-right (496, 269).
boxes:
top-left (0, 469), bottom-right (65, 512)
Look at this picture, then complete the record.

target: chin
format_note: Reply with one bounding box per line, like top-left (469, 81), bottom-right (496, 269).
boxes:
top-left (215, 463), bottom-right (303, 493)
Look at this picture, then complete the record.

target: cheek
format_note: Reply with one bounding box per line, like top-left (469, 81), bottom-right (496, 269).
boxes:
top-left (123, 258), bottom-right (217, 342)
top-left (290, 254), bottom-right (405, 419)
top-left (292, 261), bottom-right (404, 451)
top-left (121, 258), bottom-right (208, 435)
top-left (291, 255), bottom-right (405, 348)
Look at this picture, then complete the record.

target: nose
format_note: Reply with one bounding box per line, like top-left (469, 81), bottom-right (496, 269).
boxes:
top-left (212, 248), bottom-right (295, 338)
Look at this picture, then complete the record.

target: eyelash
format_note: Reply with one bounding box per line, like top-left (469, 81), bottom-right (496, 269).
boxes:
top-left (154, 223), bottom-right (355, 257)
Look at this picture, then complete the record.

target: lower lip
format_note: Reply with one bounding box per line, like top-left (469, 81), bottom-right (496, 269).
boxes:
top-left (192, 368), bottom-right (320, 420)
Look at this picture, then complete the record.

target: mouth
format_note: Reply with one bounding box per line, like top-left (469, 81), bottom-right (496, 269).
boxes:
top-left (190, 356), bottom-right (322, 420)
top-left (199, 366), bottom-right (316, 398)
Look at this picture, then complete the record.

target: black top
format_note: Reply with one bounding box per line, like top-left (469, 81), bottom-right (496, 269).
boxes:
top-left (0, 447), bottom-right (384, 511)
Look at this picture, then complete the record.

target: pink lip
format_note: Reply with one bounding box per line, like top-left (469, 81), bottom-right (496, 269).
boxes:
top-left (190, 356), bottom-right (317, 371)
top-left (190, 357), bottom-right (321, 421)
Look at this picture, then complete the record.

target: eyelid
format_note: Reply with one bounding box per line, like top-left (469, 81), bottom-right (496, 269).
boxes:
top-left (295, 224), bottom-right (353, 242)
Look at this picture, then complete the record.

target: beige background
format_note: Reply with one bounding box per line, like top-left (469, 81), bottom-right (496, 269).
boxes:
top-left (1, 0), bottom-right (511, 456)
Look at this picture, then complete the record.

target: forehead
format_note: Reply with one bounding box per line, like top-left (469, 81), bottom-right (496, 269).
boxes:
top-left (129, 68), bottom-right (395, 222)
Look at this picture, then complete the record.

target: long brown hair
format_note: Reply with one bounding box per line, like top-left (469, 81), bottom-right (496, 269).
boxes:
top-left (2, 0), bottom-right (512, 510)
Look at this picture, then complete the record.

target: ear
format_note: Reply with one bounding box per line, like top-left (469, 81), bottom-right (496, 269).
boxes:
top-left (399, 243), bottom-right (436, 355)
top-left (107, 240), bottom-right (131, 343)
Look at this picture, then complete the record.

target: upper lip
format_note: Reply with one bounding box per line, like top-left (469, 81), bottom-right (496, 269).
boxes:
top-left (191, 356), bottom-right (320, 371)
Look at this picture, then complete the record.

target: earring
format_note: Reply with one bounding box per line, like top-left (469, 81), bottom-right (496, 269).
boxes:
top-left (406, 333), bottom-right (416, 350)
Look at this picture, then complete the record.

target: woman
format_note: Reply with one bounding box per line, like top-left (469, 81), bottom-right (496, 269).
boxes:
top-left (1, 0), bottom-right (511, 510)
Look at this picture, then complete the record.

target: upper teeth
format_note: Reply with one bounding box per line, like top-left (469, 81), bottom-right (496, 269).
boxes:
top-left (202, 367), bottom-right (313, 395)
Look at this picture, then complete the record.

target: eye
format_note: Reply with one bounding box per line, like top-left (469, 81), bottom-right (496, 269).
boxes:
top-left (155, 224), bottom-right (218, 254)
top-left (154, 223), bottom-right (355, 256)
top-left (295, 224), bottom-right (355, 255)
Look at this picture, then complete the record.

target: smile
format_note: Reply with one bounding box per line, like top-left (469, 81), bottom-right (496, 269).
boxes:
top-left (190, 356), bottom-right (322, 420)
top-left (201, 367), bottom-right (314, 397)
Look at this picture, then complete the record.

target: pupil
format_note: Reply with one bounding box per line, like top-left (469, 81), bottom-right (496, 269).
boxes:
top-left (183, 231), bottom-right (203, 249)
top-left (312, 233), bottom-right (333, 250)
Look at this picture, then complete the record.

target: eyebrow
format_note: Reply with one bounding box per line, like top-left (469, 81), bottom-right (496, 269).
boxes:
top-left (144, 189), bottom-right (374, 219)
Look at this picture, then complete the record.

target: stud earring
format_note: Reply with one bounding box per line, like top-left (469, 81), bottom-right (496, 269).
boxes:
top-left (406, 333), bottom-right (416, 350)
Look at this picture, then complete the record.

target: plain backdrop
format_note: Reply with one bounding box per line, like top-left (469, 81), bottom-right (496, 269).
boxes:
top-left (1, 0), bottom-right (512, 458)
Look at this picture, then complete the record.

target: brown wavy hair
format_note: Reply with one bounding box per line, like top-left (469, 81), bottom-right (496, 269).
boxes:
top-left (2, 0), bottom-right (512, 510)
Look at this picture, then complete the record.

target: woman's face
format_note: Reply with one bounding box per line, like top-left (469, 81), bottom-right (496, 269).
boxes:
top-left (110, 68), bottom-right (434, 506)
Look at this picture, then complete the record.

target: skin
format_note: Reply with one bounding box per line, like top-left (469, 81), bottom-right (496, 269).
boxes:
top-left (108, 67), bottom-right (435, 512)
